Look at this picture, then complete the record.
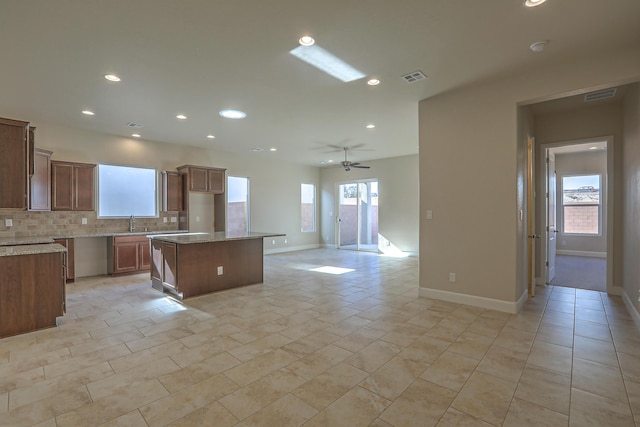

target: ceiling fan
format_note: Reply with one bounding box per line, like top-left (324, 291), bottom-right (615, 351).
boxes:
top-left (341, 147), bottom-right (370, 171)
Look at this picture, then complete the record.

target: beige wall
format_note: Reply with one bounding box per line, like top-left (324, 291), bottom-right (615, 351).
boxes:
top-left (623, 83), bottom-right (640, 319)
top-left (7, 119), bottom-right (320, 275)
top-left (419, 46), bottom-right (640, 312)
top-left (320, 154), bottom-right (419, 255)
top-left (554, 151), bottom-right (608, 254)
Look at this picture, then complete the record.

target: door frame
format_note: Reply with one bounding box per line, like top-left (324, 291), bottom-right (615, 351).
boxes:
top-left (537, 136), bottom-right (614, 293)
top-left (335, 179), bottom-right (379, 252)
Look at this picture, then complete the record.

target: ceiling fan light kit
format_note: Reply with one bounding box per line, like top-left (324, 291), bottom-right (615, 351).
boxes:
top-left (341, 147), bottom-right (370, 171)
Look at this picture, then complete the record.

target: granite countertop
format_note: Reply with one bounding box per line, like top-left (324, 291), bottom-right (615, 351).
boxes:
top-left (0, 237), bottom-right (55, 246)
top-left (0, 243), bottom-right (67, 257)
top-left (148, 231), bottom-right (286, 244)
top-left (0, 230), bottom-right (186, 247)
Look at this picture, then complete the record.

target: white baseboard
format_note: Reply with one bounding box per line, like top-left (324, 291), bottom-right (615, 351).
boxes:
top-left (419, 287), bottom-right (522, 314)
top-left (264, 244), bottom-right (320, 255)
top-left (622, 289), bottom-right (640, 330)
top-left (556, 250), bottom-right (606, 258)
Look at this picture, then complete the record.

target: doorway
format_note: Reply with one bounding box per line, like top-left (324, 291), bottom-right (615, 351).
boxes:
top-left (337, 180), bottom-right (379, 252)
top-left (542, 139), bottom-right (610, 292)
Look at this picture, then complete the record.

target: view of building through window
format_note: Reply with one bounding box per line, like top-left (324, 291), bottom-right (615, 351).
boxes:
top-left (301, 183), bottom-right (315, 232)
top-left (227, 176), bottom-right (249, 234)
top-left (562, 174), bottom-right (600, 235)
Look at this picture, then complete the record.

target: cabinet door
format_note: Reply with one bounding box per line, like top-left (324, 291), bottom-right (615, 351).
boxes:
top-left (138, 240), bottom-right (151, 271)
top-left (151, 239), bottom-right (163, 282)
top-left (189, 167), bottom-right (208, 192)
top-left (208, 169), bottom-right (225, 194)
top-left (30, 149), bottom-right (52, 211)
top-left (162, 242), bottom-right (178, 289)
top-left (51, 162), bottom-right (74, 210)
top-left (162, 171), bottom-right (184, 211)
top-left (0, 119), bottom-right (28, 209)
top-left (114, 241), bottom-right (139, 273)
top-left (74, 165), bottom-right (95, 211)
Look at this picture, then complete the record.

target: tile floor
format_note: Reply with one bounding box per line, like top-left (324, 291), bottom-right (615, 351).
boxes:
top-left (1, 248), bottom-right (639, 426)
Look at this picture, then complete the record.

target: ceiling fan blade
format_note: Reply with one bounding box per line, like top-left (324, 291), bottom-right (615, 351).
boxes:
top-left (352, 165), bottom-right (370, 169)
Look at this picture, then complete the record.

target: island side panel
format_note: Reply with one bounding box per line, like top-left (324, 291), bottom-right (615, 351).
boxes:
top-left (0, 252), bottom-right (65, 338)
top-left (177, 238), bottom-right (264, 298)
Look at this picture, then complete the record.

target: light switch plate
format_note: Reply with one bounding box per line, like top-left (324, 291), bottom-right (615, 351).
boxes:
top-left (217, 266), bottom-right (223, 275)
top-left (163, 217), bottom-right (168, 223)
top-left (5, 219), bottom-right (13, 227)
top-left (82, 218), bottom-right (87, 225)
top-left (170, 217), bottom-right (177, 223)
top-left (426, 210), bottom-right (433, 220)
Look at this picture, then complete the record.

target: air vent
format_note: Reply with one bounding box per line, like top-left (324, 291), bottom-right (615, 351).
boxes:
top-left (126, 122), bottom-right (144, 128)
top-left (585, 88), bottom-right (616, 102)
top-left (401, 70), bottom-right (427, 83)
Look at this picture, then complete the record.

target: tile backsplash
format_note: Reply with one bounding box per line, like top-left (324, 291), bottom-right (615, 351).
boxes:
top-left (0, 211), bottom-right (181, 238)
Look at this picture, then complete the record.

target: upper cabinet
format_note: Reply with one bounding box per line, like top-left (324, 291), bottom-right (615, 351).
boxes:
top-left (162, 171), bottom-right (184, 212)
top-left (177, 165), bottom-right (225, 194)
top-left (30, 148), bottom-right (53, 211)
top-left (51, 161), bottom-right (96, 211)
top-left (0, 117), bottom-right (30, 210)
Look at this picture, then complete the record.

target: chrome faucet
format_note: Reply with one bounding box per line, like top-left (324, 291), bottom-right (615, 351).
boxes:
top-left (129, 215), bottom-right (135, 232)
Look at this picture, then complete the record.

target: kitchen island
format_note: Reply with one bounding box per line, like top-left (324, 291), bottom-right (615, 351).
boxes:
top-left (149, 231), bottom-right (284, 299)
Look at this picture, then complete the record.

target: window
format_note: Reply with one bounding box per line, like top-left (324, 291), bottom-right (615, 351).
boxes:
top-left (562, 174), bottom-right (600, 235)
top-left (227, 176), bottom-right (249, 234)
top-left (98, 164), bottom-right (157, 217)
top-left (301, 183), bottom-right (316, 232)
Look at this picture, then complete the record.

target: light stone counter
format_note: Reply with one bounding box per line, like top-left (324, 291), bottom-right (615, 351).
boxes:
top-left (0, 243), bottom-right (67, 257)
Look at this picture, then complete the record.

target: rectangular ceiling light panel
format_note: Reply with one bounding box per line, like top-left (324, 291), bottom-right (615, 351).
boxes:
top-left (290, 45), bottom-right (365, 83)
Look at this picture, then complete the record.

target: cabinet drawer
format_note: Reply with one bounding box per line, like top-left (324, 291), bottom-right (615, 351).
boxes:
top-left (114, 235), bottom-right (148, 244)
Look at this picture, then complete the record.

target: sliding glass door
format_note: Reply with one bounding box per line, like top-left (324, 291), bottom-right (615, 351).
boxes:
top-left (337, 180), bottom-right (378, 252)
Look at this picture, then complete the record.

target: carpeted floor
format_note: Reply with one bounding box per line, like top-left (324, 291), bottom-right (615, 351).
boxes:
top-left (550, 255), bottom-right (606, 291)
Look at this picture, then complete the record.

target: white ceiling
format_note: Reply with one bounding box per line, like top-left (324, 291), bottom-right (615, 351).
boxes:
top-left (1, 0), bottom-right (639, 166)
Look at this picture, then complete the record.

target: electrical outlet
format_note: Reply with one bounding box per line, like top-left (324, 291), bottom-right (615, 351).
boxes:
top-left (5, 219), bottom-right (13, 227)
top-left (171, 217), bottom-right (177, 223)
top-left (272, 240), bottom-right (276, 245)
top-left (284, 239), bottom-right (287, 244)
top-left (426, 210), bottom-right (433, 220)
top-left (163, 217), bottom-right (168, 223)
top-left (217, 266), bottom-right (223, 275)
top-left (449, 273), bottom-right (456, 283)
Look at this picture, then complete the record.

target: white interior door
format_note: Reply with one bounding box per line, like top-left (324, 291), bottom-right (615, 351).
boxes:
top-left (546, 151), bottom-right (557, 284)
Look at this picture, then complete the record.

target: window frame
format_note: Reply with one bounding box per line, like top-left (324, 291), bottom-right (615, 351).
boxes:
top-left (97, 164), bottom-right (158, 218)
top-left (561, 173), bottom-right (602, 236)
top-left (301, 182), bottom-right (316, 233)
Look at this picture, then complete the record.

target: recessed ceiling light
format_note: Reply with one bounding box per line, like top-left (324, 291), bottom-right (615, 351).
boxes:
top-left (250, 147), bottom-right (264, 152)
top-left (366, 124), bottom-right (375, 129)
top-left (82, 110), bottom-right (95, 116)
top-left (327, 160), bottom-right (334, 163)
top-left (219, 109), bottom-right (247, 119)
top-left (206, 134), bottom-right (215, 139)
top-left (104, 74), bottom-right (121, 82)
top-left (269, 148), bottom-right (277, 152)
top-left (367, 78), bottom-right (380, 86)
top-left (299, 36), bottom-right (315, 46)
top-left (290, 44), bottom-right (366, 82)
top-left (524, 0), bottom-right (547, 7)
top-left (176, 114), bottom-right (187, 120)
top-left (131, 133), bottom-right (141, 138)
top-left (589, 147), bottom-right (598, 150)
top-left (529, 41), bottom-right (548, 52)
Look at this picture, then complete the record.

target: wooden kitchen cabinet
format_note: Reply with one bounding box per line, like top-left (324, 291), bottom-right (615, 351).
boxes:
top-left (162, 171), bottom-right (184, 211)
top-left (0, 249), bottom-right (65, 339)
top-left (53, 238), bottom-right (75, 282)
top-left (30, 148), bottom-right (53, 211)
top-left (51, 161), bottom-right (96, 211)
top-left (0, 117), bottom-right (30, 210)
top-left (177, 165), bottom-right (226, 194)
top-left (109, 235), bottom-right (151, 275)
top-left (151, 240), bottom-right (178, 291)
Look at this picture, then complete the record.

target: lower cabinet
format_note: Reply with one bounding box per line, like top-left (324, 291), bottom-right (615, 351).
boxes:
top-left (108, 235), bottom-right (151, 275)
top-left (0, 250), bottom-right (65, 338)
top-left (53, 238), bottom-right (75, 282)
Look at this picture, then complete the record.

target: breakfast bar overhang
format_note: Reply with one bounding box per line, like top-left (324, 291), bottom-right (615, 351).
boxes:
top-left (149, 231), bottom-right (284, 299)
